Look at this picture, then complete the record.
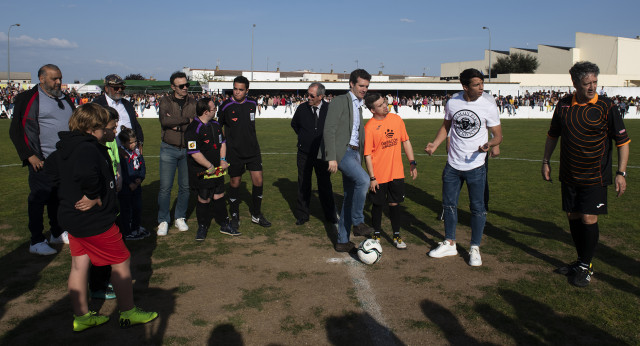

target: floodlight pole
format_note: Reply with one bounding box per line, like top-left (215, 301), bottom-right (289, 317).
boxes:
top-left (251, 24), bottom-right (256, 81)
top-left (482, 26), bottom-right (491, 82)
top-left (8, 24), bottom-right (20, 86)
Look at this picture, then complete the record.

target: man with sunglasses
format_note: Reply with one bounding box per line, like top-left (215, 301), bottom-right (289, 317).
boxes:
top-left (10, 64), bottom-right (74, 255)
top-left (93, 74), bottom-right (144, 151)
top-left (157, 71), bottom-right (196, 236)
top-left (290, 82), bottom-right (337, 226)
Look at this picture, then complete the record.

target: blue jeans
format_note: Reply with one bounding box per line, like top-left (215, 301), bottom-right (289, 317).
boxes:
top-left (158, 142), bottom-right (190, 224)
top-left (442, 162), bottom-right (486, 246)
top-left (336, 148), bottom-right (369, 244)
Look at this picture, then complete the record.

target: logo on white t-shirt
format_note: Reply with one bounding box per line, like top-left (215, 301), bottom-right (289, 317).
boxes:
top-left (452, 110), bottom-right (481, 138)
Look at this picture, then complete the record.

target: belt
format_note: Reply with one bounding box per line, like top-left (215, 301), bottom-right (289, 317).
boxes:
top-left (348, 144), bottom-right (359, 150)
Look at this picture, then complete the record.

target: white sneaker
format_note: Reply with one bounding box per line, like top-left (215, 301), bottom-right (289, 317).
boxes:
top-left (157, 222), bottom-right (168, 236)
top-left (175, 218), bottom-right (189, 232)
top-left (29, 240), bottom-right (57, 255)
top-left (393, 236), bottom-right (407, 249)
top-left (469, 246), bottom-right (482, 266)
top-left (428, 240), bottom-right (457, 258)
top-left (50, 231), bottom-right (69, 245)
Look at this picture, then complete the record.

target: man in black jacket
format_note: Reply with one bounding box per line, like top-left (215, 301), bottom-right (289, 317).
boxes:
top-left (9, 64), bottom-right (74, 255)
top-left (291, 83), bottom-right (337, 226)
top-left (92, 74), bottom-right (144, 152)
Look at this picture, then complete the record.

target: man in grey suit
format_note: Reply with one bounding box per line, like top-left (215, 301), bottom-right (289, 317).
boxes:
top-left (324, 69), bottom-right (374, 252)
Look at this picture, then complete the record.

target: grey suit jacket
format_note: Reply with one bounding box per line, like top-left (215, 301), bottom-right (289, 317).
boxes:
top-left (323, 92), bottom-right (365, 164)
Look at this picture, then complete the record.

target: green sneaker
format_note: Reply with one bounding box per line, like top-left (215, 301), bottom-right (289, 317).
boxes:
top-left (73, 311), bottom-right (109, 332)
top-left (119, 306), bottom-right (158, 328)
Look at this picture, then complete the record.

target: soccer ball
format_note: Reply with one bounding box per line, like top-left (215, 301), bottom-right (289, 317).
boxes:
top-left (357, 239), bottom-right (382, 265)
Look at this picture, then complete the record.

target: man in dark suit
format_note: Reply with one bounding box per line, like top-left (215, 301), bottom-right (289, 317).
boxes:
top-left (291, 83), bottom-right (338, 226)
top-left (90, 74), bottom-right (146, 300)
top-left (92, 74), bottom-right (145, 152)
top-left (324, 69), bottom-right (374, 252)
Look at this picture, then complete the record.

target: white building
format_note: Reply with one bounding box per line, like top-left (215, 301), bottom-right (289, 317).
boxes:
top-left (0, 71), bottom-right (32, 86)
top-left (441, 32), bottom-right (640, 87)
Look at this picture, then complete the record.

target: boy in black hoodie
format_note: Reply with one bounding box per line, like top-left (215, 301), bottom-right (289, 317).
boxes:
top-left (46, 103), bottom-right (157, 332)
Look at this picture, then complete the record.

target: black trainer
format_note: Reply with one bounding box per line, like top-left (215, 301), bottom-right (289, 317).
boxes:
top-left (195, 225), bottom-right (208, 241)
top-left (251, 214), bottom-right (271, 227)
top-left (230, 214), bottom-right (240, 230)
top-left (220, 221), bottom-right (241, 236)
top-left (571, 263), bottom-right (593, 287)
top-left (557, 260), bottom-right (581, 276)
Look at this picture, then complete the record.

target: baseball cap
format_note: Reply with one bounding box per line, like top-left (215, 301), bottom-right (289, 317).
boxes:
top-left (104, 74), bottom-right (125, 86)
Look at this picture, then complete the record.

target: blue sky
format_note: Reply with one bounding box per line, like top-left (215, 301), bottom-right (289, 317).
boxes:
top-left (1, 0), bottom-right (638, 83)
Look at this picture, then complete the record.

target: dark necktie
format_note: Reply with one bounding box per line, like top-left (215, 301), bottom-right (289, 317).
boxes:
top-left (312, 106), bottom-right (319, 118)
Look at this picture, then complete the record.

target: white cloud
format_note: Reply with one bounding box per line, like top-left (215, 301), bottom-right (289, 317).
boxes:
top-left (0, 32), bottom-right (78, 49)
top-left (400, 18), bottom-right (415, 23)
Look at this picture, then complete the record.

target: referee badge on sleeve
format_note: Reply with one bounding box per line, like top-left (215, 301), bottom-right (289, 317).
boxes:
top-left (188, 141), bottom-right (197, 149)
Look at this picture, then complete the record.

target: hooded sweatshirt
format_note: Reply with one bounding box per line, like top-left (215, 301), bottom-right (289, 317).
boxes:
top-left (45, 131), bottom-right (117, 238)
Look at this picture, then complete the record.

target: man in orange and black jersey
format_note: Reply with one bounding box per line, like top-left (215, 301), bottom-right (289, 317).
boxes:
top-left (542, 61), bottom-right (630, 288)
top-left (217, 76), bottom-right (271, 229)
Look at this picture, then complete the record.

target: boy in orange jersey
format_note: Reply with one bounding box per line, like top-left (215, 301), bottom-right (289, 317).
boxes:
top-left (363, 93), bottom-right (418, 249)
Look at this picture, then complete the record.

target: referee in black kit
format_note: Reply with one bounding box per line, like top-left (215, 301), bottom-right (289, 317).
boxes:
top-left (217, 76), bottom-right (271, 229)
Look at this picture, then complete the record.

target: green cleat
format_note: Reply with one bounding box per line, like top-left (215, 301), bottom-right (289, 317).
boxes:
top-left (119, 306), bottom-right (158, 328)
top-left (73, 311), bottom-right (109, 332)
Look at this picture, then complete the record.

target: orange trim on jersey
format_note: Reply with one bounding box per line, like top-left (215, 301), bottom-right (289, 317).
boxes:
top-left (571, 93), bottom-right (598, 106)
top-left (616, 139), bottom-right (631, 147)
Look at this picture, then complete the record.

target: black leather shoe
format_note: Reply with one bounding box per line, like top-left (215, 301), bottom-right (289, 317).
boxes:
top-left (295, 218), bottom-right (309, 225)
top-left (335, 241), bottom-right (355, 252)
top-left (352, 223), bottom-right (374, 236)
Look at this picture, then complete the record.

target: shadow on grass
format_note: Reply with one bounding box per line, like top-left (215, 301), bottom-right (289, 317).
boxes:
top-left (490, 210), bottom-right (640, 297)
top-left (325, 311), bottom-right (405, 346)
top-left (475, 289), bottom-right (625, 345)
top-left (208, 323), bottom-right (244, 345)
top-left (273, 177), bottom-right (340, 223)
top-left (420, 299), bottom-right (494, 345)
top-left (402, 184), bottom-right (449, 246)
top-left (0, 287), bottom-right (177, 345)
top-left (143, 179), bottom-right (196, 226)
top-left (0, 241), bottom-right (59, 320)
top-left (272, 177), bottom-right (300, 221)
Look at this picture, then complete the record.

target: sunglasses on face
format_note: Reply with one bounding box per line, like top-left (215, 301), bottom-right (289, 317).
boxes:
top-left (110, 85), bottom-right (125, 91)
top-left (175, 83), bottom-right (190, 89)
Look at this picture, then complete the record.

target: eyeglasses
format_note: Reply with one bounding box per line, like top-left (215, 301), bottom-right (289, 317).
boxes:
top-left (308, 94), bottom-right (318, 99)
top-left (175, 83), bottom-right (190, 89)
top-left (110, 85), bottom-right (125, 91)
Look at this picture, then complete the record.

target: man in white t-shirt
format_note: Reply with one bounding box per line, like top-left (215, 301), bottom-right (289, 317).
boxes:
top-left (424, 68), bottom-right (502, 266)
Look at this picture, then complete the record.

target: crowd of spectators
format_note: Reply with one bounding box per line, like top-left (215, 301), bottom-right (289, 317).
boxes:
top-left (2, 83), bottom-right (639, 119)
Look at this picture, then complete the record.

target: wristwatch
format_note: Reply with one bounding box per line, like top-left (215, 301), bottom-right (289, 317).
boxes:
top-left (616, 171), bottom-right (627, 178)
top-left (410, 160), bottom-right (417, 166)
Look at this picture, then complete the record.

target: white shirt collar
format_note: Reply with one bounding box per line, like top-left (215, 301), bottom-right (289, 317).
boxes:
top-left (105, 94), bottom-right (120, 106)
top-left (348, 91), bottom-right (363, 107)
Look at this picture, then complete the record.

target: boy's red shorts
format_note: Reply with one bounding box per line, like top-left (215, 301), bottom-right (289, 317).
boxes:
top-left (68, 223), bottom-right (130, 266)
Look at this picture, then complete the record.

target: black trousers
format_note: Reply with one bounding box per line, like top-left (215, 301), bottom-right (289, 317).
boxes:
top-left (296, 150), bottom-right (337, 223)
top-left (27, 165), bottom-right (62, 244)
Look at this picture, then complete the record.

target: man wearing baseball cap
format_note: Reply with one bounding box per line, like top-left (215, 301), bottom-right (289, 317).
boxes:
top-left (93, 74), bottom-right (144, 151)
